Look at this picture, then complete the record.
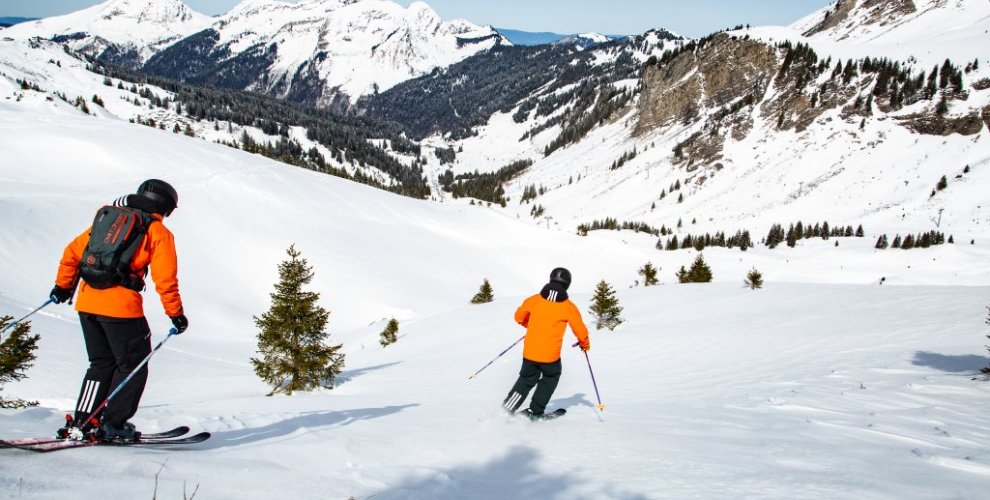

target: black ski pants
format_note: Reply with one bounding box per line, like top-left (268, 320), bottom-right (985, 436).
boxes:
top-left (73, 313), bottom-right (152, 428)
top-left (502, 358), bottom-right (562, 415)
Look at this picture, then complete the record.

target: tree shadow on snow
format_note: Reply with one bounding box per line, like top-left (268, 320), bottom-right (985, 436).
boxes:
top-left (912, 351), bottom-right (988, 373)
top-left (335, 361), bottom-right (403, 385)
top-left (372, 446), bottom-right (651, 500)
top-left (202, 404), bottom-right (417, 449)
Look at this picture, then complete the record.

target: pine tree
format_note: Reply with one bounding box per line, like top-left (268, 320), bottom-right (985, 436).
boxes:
top-left (379, 318), bottom-right (399, 347)
top-left (638, 262), bottom-right (660, 286)
top-left (680, 253), bottom-right (714, 283)
top-left (589, 280), bottom-right (623, 331)
top-left (471, 278), bottom-right (494, 304)
top-left (875, 234), bottom-right (889, 249)
top-left (744, 268), bottom-right (763, 290)
top-left (251, 245), bottom-right (344, 396)
top-left (901, 234), bottom-right (916, 250)
top-left (0, 316), bottom-right (41, 408)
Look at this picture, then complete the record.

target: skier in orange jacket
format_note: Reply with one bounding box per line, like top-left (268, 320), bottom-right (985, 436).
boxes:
top-left (503, 268), bottom-right (589, 419)
top-left (49, 179), bottom-right (187, 441)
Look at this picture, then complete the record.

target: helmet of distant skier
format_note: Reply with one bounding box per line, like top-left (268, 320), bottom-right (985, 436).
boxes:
top-left (549, 267), bottom-right (572, 289)
top-left (137, 179), bottom-right (178, 217)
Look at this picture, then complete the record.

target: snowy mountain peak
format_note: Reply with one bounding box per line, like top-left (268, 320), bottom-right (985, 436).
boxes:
top-left (96, 0), bottom-right (201, 24)
top-left (2, 0), bottom-right (210, 65)
top-left (148, 0), bottom-right (507, 104)
top-left (553, 32), bottom-right (613, 49)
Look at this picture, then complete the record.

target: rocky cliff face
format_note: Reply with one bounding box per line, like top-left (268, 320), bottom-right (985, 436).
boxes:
top-left (635, 35), bottom-right (777, 135)
top-left (633, 29), bottom-right (986, 176)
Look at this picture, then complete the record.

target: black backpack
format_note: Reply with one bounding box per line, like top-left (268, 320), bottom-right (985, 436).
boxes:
top-left (78, 205), bottom-right (153, 291)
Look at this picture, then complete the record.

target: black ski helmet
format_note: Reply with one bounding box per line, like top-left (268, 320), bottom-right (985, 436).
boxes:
top-left (137, 179), bottom-right (178, 217)
top-left (549, 267), bottom-right (572, 289)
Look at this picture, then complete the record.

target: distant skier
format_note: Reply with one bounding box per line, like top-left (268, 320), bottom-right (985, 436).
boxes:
top-left (502, 267), bottom-right (590, 420)
top-left (49, 179), bottom-right (188, 441)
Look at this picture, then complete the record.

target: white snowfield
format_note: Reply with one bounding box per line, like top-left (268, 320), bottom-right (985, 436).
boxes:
top-left (1, 68), bottom-right (989, 500)
top-left (1, 1), bottom-right (989, 498)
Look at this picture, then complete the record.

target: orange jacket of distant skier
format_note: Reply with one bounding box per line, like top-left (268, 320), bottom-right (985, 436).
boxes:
top-left (55, 214), bottom-right (183, 318)
top-left (515, 295), bottom-right (590, 363)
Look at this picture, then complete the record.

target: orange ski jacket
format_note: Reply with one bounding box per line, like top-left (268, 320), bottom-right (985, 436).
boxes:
top-left (515, 294), bottom-right (590, 363)
top-left (55, 214), bottom-right (183, 319)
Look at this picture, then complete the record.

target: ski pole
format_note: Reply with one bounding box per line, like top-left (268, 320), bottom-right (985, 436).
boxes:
top-left (469, 335), bottom-right (525, 380)
top-left (0, 298), bottom-right (54, 339)
top-left (80, 328), bottom-right (178, 432)
top-left (573, 341), bottom-right (605, 411)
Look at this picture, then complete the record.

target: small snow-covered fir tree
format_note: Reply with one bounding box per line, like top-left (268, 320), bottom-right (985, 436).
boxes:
top-left (0, 316), bottom-right (40, 408)
top-left (379, 318), bottom-right (399, 347)
top-left (589, 280), bottom-right (623, 331)
top-left (638, 262), bottom-right (660, 286)
top-left (471, 278), bottom-right (494, 304)
top-left (744, 268), bottom-right (763, 290)
top-left (252, 245), bottom-right (344, 396)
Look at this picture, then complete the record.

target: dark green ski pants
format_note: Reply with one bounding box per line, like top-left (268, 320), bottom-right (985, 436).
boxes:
top-left (502, 358), bottom-right (562, 415)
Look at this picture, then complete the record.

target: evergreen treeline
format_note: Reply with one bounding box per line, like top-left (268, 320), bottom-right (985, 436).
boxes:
top-left (438, 159), bottom-right (533, 206)
top-left (773, 40), bottom-right (967, 113)
top-left (658, 230), bottom-right (754, 252)
top-left (610, 146), bottom-right (638, 170)
top-left (876, 231), bottom-right (950, 250)
top-left (543, 85), bottom-right (634, 157)
top-left (85, 59), bottom-right (431, 198)
top-left (577, 219), bottom-right (661, 237)
top-left (765, 222), bottom-right (864, 249)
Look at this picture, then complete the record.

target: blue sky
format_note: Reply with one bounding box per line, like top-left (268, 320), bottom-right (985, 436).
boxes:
top-left (1, 0), bottom-right (832, 38)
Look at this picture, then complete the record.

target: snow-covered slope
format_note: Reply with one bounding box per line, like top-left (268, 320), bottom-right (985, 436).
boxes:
top-left (794, 0), bottom-right (990, 46)
top-left (422, 2), bottom-right (990, 250)
top-left (2, 14), bottom-right (990, 499)
top-left (1, 0), bottom-right (210, 65)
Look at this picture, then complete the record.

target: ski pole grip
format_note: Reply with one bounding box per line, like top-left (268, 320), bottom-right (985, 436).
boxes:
top-left (571, 341), bottom-right (579, 348)
top-left (168, 327), bottom-right (178, 335)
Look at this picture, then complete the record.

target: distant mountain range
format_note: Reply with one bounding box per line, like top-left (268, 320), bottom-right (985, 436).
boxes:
top-left (495, 28), bottom-right (623, 46)
top-left (0, 17), bottom-right (38, 27)
top-left (3, 0), bottom-right (505, 106)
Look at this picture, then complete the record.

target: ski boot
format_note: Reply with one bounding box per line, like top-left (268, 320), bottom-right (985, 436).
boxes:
top-left (100, 421), bottom-right (141, 442)
top-left (518, 408), bottom-right (545, 421)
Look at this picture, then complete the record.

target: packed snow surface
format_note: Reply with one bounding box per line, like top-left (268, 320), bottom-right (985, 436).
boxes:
top-left (1, 1), bottom-right (989, 498)
top-left (2, 70), bottom-right (990, 499)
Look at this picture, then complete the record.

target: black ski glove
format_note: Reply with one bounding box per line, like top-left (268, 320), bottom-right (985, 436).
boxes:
top-left (50, 286), bottom-right (74, 304)
top-left (170, 314), bottom-right (189, 334)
